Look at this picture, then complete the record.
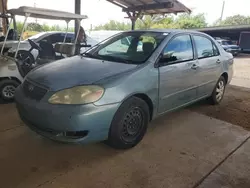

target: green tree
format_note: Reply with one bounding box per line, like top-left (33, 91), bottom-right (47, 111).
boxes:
top-left (219, 15), bottom-right (250, 26)
top-left (26, 22), bottom-right (43, 32)
top-left (93, 13), bottom-right (207, 30)
top-left (151, 16), bottom-right (175, 29)
top-left (16, 21), bottom-right (24, 34)
top-left (174, 13), bottom-right (207, 29)
top-left (136, 15), bottom-right (164, 29)
top-left (9, 21), bottom-right (74, 37)
top-left (41, 23), bottom-right (50, 31)
top-left (94, 20), bottom-right (131, 30)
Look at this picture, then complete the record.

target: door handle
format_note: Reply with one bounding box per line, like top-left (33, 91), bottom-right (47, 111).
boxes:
top-left (191, 64), bottom-right (199, 70)
top-left (216, 59), bottom-right (221, 64)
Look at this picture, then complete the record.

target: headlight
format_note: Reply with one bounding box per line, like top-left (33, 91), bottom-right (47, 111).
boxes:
top-left (225, 48), bottom-right (232, 52)
top-left (48, 85), bottom-right (104, 104)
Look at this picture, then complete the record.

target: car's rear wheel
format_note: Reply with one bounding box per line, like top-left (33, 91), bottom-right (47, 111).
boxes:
top-left (107, 97), bottom-right (149, 149)
top-left (210, 76), bottom-right (226, 105)
top-left (0, 79), bottom-right (19, 101)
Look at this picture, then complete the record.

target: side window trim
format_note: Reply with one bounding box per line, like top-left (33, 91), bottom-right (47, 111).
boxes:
top-left (213, 43), bottom-right (220, 56)
top-left (192, 34), bottom-right (220, 60)
top-left (159, 33), bottom-right (195, 67)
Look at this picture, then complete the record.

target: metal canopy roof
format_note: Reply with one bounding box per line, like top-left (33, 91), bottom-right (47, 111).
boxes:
top-left (7, 6), bottom-right (88, 21)
top-left (107, 0), bottom-right (191, 15)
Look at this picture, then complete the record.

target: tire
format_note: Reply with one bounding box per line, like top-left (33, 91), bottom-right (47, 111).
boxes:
top-left (210, 76), bottom-right (226, 105)
top-left (0, 79), bottom-right (20, 101)
top-left (106, 97), bottom-right (150, 149)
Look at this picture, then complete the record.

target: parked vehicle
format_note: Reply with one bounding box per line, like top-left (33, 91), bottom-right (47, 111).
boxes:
top-left (239, 32), bottom-right (250, 52)
top-left (0, 31), bottom-right (98, 59)
top-left (15, 29), bottom-right (234, 149)
top-left (216, 39), bottom-right (240, 56)
top-left (0, 6), bottom-right (88, 101)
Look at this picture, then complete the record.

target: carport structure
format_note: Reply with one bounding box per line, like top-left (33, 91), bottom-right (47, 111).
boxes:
top-left (197, 25), bottom-right (250, 41)
top-left (106, 0), bottom-right (191, 30)
top-left (74, 0), bottom-right (191, 31)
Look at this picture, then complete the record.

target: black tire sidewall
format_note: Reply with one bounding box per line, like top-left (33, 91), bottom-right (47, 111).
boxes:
top-left (0, 80), bottom-right (19, 101)
top-left (107, 97), bottom-right (150, 149)
top-left (211, 76), bottom-right (226, 105)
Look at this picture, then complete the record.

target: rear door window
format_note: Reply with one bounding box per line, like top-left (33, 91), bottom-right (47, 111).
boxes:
top-left (193, 35), bottom-right (218, 58)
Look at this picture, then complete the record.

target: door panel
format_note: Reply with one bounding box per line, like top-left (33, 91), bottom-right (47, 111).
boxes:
top-left (157, 34), bottom-right (199, 114)
top-left (197, 56), bottom-right (222, 97)
top-left (193, 35), bottom-right (222, 98)
top-left (158, 60), bottom-right (198, 113)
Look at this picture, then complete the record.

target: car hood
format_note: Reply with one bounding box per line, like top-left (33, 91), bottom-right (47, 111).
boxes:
top-left (27, 56), bottom-right (137, 91)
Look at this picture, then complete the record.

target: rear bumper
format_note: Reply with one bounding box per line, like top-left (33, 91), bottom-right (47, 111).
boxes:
top-left (15, 86), bottom-right (120, 144)
top-left (226, 49), bottom-right (240, 55)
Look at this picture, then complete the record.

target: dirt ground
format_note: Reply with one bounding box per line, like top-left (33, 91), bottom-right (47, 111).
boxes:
top-left (190, 85), bottom-right (250, 130)
top-left (190, 55), bottom-right (250, 130)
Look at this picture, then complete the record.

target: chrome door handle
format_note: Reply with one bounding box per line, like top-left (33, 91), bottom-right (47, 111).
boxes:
top-left (216, 59), bottom-right (221, 64)
top-left (191, 64), bottom-right (199, 70)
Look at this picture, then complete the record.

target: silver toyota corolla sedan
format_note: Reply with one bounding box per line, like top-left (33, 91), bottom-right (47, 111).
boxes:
top-left (15, 29), bottom-right (234, 149)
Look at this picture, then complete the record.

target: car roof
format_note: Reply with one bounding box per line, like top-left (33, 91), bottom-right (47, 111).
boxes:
top-left (123, 29), bottom-right (205, 35)
top-left (44, 31), bottom-right (74, 35)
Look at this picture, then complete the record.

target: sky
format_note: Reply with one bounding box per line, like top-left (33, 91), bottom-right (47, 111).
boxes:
top-left (7, 0), bottom-right (250, 29)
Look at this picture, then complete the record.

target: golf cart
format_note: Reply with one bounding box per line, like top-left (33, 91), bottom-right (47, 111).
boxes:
top-left (0, 6), bottom-right (89, 101)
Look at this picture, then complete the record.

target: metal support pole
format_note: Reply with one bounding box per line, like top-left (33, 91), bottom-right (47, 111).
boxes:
top-left (74, 21), bottom-right (81, 45)
top-left (220, 0), bottom-right (225, 21)
top-left (131, 12), bottom-right (136, 30)
top-left (14, 15), bottom-right (28, 59)
top-left (63, 21), bottom-right (69, 43)
top-left (131, 20), bottom-right (135, 30)
top-left (75, 0), bottom-right (81, 38)
top-left (1, 0), bottom-right (7, 35)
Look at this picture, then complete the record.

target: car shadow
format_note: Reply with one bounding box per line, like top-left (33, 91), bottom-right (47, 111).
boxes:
top-left (0, 98), bottom-right (13, 104)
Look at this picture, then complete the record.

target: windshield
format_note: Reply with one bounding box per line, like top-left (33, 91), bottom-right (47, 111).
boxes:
top-left (83, 31), bottom-right (167, 64)
top-left (221, 40), bottom-right (234, 45)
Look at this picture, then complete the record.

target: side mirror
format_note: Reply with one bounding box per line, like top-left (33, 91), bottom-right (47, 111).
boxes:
top-left (155, 53), bottom-right (164, 68)
top-left (156, 52), bottom-right (177, 67)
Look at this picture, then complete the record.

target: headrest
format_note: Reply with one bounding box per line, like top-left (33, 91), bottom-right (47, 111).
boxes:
top-left (143, 42), bottom-right (154, 54)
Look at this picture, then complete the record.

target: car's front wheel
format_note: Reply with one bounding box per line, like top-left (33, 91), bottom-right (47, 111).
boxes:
top-left (107, 97), bottom-right (150, 149)
top-left (210, 76), bottom-right (226, 105)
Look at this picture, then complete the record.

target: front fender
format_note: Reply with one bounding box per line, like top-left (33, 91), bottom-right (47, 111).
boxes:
top-left (94, 63), bottom-right (159, 117)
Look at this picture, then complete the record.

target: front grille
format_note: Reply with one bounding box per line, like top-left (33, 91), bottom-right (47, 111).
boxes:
top-left (22, 80), bottom-right (48, 101)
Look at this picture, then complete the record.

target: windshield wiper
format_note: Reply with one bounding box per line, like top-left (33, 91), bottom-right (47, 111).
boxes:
top-left (100, 55), bottom-right (132, 64)
top-left (81, 52), bottom-right (100, 59)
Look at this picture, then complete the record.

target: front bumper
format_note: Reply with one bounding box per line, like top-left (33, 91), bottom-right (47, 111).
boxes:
top-left (15, 86), bottom-right (120, 144)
